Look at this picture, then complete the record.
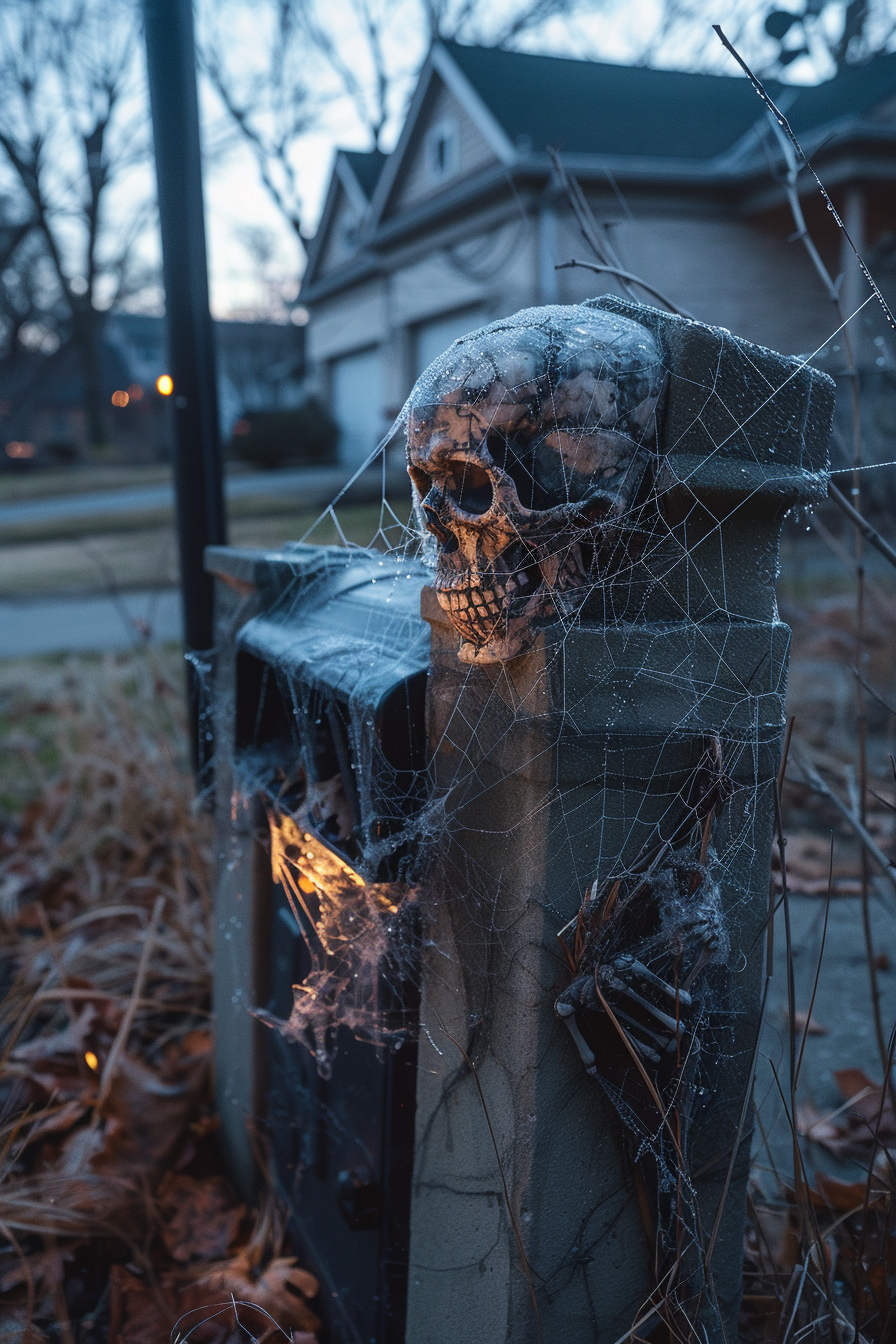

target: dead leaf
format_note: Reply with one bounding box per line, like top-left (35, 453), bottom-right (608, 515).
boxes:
top-left (812, 1171), bottom-right (888, 1214)
top-left (788, 1009), bottom-right (827, 1035)
top-left (180, 1252), bottom-right (320, 1338)
top-left (157, 1174), bottom-right (243, 1264)
top-left (108, 1265), bottom-right (170, 1344)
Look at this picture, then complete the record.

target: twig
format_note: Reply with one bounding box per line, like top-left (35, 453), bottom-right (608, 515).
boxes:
top-left (828, 481), bottom-right (896, 575)
top-left (555, 260), bottom-right (693, 319)
top-left (853, 667), bottom-right (896, 721)
top-left (793, 846), bottom-right (831, 1092)
top-left (713, 26), bottom-right (896, 334)
top-left (792, 751), bottom-right (896, 900)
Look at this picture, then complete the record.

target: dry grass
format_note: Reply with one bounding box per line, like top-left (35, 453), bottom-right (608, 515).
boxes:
top-left (0, 651), bottom-right (318, 1342)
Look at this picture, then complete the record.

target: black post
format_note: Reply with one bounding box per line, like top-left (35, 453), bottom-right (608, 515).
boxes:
top-left (142, 0), bottom-right (226, 770)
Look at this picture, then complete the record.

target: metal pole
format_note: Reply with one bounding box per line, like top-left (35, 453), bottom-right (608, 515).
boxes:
top-left (142, 0), bottom-right (226, 768)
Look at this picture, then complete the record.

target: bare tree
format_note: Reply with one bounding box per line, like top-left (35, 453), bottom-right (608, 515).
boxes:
top-left (197, 0), bottom-right (600, 253)
top-left (199, 0), bottom-right (317, 257)
top-left (761, 0), bottom-right (896, 71)
top-left (0, 0), bottom-right (155, 451)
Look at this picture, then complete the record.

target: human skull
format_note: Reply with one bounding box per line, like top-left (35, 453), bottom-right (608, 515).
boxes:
top-left (406, 303), bottom-right (665, 664)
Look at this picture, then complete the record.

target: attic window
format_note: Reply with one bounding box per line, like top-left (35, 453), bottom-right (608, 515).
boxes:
top-left (341, 216), bottom-right (359, 250)
top-left (426, 119), bottom-right (458, 182)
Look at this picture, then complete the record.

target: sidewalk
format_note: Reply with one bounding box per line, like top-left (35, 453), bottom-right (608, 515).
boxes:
top-left (0, 588), bottom-right (183, 657)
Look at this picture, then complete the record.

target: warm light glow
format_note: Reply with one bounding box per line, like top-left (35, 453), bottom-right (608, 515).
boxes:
top-left (156, 374), bottom-right (173, 396)
top-left (111, 390), bottom-right (129, 407)
top-left (270, 814), bottom-right (399, 914)
top-left (84, 1050), bottom-right (99, 1071)
top-left (5, 441), bottom-right (36, 459)
top-left (127, 383), bottom-right (144, 401)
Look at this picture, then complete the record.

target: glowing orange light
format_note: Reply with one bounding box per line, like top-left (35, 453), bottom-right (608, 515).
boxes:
top-left (156, 374), bottom-right (173, 396)
top-left (111, 389), bottom-right (129, 407)
top-left (84, 1050), bottom-right (99, 1071)
top-left (127, 383), bottom-right (144, 401)
top-left (5, 441), bottom-right (36, 459)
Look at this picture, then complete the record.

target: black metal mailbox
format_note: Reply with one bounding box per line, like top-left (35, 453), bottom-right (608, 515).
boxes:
top-left (206, 542), bottom-right (431, 1344)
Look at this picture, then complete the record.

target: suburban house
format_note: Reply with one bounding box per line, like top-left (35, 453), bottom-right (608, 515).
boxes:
top-left (0, 314), bottom-right (305, 465)
top-left (299, 40), bottom-right (896, 471)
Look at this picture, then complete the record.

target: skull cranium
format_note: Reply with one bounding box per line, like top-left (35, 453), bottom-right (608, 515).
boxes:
top-left (406, 303), bottom-right (665, 664)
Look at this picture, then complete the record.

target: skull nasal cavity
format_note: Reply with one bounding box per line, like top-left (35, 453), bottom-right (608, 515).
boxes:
top-left (444, 461), bottom-right (493, 515)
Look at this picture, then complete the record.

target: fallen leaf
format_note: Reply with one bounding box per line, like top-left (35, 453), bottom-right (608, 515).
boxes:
top-left (180, 1252), bottom-right (320, 1338)
top-left (812, 1171), bottom-right (887, 1214)
top-left (108, 1265), bottom-right (170, 1344)
top-left (789, 1009), bottom-right (827, 1036)
top-left (157, 1173), bottom-right (243, 1264)
top-left (796, 1102), bottom-right (854, 1157)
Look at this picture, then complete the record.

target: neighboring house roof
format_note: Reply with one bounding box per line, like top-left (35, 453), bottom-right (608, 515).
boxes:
top-left (301, 39), bottom-right (896, 303)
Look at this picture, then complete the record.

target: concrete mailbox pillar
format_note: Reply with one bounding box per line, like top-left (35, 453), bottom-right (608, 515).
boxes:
top-left (404, 298), bottom-right (833, 1342)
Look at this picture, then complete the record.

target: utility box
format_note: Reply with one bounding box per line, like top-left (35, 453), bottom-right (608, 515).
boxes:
top-left (206, 543), bottom-right (430, 1344)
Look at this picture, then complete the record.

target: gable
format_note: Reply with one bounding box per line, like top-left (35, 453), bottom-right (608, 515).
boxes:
top-left (384, 76), bottom-right (500, 219)
top-left (315, 184), bottom-right (366, 278)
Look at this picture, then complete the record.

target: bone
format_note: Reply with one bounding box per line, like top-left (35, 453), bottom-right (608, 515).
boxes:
top-left (407, 304), bottom-right (665, 664)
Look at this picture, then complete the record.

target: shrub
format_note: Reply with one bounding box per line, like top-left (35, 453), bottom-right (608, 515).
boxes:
top-left (228, 397), bottom-right (338, 470)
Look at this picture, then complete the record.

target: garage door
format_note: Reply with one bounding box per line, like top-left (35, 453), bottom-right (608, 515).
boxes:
top-left (331, 346), bottom-right (384, 468)
top-left (414, 308), bottom-right (489, 378)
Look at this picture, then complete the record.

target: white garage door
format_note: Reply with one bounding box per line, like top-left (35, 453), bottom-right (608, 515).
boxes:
top-left (415, 308), bottom-right (489, 377)
top-left (331, 346), bottom-right (384, 468)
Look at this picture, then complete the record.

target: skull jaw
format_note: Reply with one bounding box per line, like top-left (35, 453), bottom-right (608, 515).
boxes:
top-left (456, 624), bottom-right (535, 665)
top-left (435, 587), bottom-right (546, 665)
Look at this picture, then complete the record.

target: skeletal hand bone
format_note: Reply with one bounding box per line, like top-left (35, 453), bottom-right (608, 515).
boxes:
top-left (557, 957), bottom-right (694, 1069)
top-left (406, 304), bottom-right (665, 664)
top-left (555, 854), bottom-right (725, 1081)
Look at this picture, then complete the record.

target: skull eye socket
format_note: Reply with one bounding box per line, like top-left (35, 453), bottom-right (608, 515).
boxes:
top-left (443, 461), bottom-right (493, 515)
top-left (409, 466), bottom-right (433, 498)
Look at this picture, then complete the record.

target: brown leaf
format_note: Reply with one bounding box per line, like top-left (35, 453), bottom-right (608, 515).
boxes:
top-left (834, 1069), bottom-right (896, 1140)
top-left (108, 1265), bottom-right (170, 1344)
top-left (812, 1171), bottom-right (887, 1214)
top-left (157, 1173), bottom-right (243, 1264)
top-left (180, 1252), bottom-right (320, 1338)
top-left (796, 1102), bottom-right (853, 1157)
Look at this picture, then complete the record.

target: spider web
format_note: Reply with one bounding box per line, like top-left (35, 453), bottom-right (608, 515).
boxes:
top-left (218, 287), bottom-right (896, 1339)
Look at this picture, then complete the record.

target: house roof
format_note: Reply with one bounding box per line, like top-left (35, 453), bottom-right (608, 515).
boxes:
top-left (301, 40), bottom-right (896, 303)
top-left (442, 41), bottom-right (896, 163)
top-left (341, 149), bottom-right (388, 199)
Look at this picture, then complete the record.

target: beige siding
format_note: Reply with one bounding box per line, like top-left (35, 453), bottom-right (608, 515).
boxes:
top-left (390, 216), bottom-right (537, 327)
top-left (388, 79), bottom-right (498, 217)
top-left (306, 280), bottom-right (388, 363)
top-left (551, 208), bottom-right (834, 356)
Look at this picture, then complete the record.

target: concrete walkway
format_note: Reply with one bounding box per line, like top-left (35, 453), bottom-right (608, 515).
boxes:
top-left (0, 587), bottom-right (182, 658)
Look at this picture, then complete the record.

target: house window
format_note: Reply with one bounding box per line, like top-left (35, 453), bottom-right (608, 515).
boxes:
top-left (341, 216), bottom-right (359, 251)
top-left (426, 119), bottom-right (458, 182)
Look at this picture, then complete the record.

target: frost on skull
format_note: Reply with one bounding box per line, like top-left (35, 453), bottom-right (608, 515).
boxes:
top-left (406, 303), bottom-right (665, 664)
